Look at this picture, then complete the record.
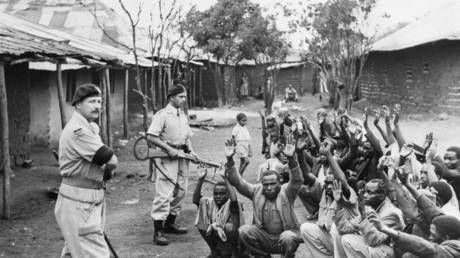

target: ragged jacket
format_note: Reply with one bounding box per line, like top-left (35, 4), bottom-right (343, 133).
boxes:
top-left (226, 163), bottom-right (303, 231)
top-left (395, 233), bottom-right (460, 258)
top-left (360, 197), bottom-right (405, 247)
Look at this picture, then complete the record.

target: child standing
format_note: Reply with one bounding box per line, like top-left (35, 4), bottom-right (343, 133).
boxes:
top-left (232, 113), bottom-right (252, 175)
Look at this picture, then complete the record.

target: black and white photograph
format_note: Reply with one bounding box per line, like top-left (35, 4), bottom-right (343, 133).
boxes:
top-left (1, 0), bottom-right (460, 257)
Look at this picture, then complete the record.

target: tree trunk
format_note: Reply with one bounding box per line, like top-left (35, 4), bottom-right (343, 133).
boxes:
top-left (135, 66), bottom-right (148, 131)
top-left (211, 61), bottom-right (224, 108)
top-left (158, 63), bottom-right (164, 106)
top-left (0, 63), bottom-right (11, 219)
top-left (123, 69), bottom-right (129, 138)
top-left (198, 67), bottom-right (203, 106)
top-left (100, 71), bottom-right (108, 144)
top-left (150, 65), bottom-right (157, 113)
top-left (104, 68), bottom-right (112, 147)
top-left (56, 62), bottom-right (67, 128)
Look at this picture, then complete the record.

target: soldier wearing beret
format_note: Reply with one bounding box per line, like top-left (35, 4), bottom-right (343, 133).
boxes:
top-left (55, 83), bottom-right (118, 257)
top-left (147, 83), bottom-right (198, 245)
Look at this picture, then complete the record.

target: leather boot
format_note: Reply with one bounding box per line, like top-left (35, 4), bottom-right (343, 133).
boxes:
top-left (164, 214), bottom-right (188, 234)
top-left (153, 220), bottom-right (168, 246)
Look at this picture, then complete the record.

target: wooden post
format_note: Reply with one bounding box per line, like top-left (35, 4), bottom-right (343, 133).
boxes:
top-left (56, 62), bottom-right (67, 128)
top-left (104, 68), bottom-right (111, 147)
top-left (123, 69), bottom-right (129, 138)
top-left (0, 62), bottom-right (11, 219)
top-left (198, 67), bottom-right (202, 106)
top-left (99, 70), bottom-right (107, 144)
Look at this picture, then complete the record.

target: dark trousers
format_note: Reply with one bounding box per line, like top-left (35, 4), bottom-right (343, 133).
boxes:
top-left (238, 225), bottom-right (301, 258)
top-left (199, 223), bottom-right (238, 258)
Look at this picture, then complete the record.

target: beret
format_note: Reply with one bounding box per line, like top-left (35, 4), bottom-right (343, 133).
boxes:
top-left (167, 84), bottom-right (186, 99)
top-left (72, 84), bottom-right (101, 106)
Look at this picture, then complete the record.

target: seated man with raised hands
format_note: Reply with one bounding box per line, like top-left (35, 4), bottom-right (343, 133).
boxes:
top-left (300, 140), bottom-right (360, 258)
top-left (193, 164), bottom-right (244, 258)
top-left (225, 137), bottom-right (303, 258)
top-left (371, 214), bottom-right (460, 258)
top-left (340, 177), bottom-right (405, 258)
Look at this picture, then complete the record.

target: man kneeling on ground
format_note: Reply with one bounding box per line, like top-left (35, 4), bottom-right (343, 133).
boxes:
top-left (225, 137), bottom-right (303, 258)
top-left (193, 164), bottom-right (244, 258)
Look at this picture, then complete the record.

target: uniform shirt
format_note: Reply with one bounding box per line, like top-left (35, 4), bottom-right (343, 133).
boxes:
top-left (147, 103), bottom-right (192, 146)
top-left (262, 200), bottom-right (284, 235)
top-left (59, 112), bottom-right (108, 182)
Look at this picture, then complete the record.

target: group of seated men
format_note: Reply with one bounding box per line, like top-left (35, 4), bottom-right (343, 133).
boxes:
top-left (193, 104), bottom-right (460, 258)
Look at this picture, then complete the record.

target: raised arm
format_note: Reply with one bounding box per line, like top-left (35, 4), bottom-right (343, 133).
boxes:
top-left (322, 141), bottom-right (351, 198)
top-left (363, 108), bottom-right (384, 156)
top-left (396, 170), bottom-right (443, 222)
top-left (382, 105), bottom-right (396, 146)
top-left (372, 109), bottom-right (389, 146)
top-left (193, 168), bottom-right (207, 206)
top-left (220, 170), bottom-right (237, 202)
top-left (392, 104), bottom-right (406, 149)
top-left (296, 132), bottom-right (317, 186)
top-left (370, 217), bottom-right (443, 257)
top-left (259, 111), bottom-right (268, 154)
top-left (283, 136), bottom-right (303, 202)
top-left (302, 116), bottom-right (321, 153)
top-left (224, 138), bottom-right (256, 199)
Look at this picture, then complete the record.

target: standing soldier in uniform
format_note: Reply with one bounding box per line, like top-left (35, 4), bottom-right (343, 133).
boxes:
top-left (147, 83), bottom-right (198, 246)
top-left (55, 84), bottom-right (118, 257)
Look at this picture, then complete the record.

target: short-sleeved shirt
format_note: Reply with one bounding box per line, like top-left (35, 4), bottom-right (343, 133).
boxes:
top-left (59, 112), bottom-right (107, 181)
top-left (232, 124), bottom-right (251, 142)
top-left (147, 103), bottom-right (192, 145)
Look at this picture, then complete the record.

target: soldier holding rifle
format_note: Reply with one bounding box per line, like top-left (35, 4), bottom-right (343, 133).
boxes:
top-left (146, 83), bottom-right (198, 246)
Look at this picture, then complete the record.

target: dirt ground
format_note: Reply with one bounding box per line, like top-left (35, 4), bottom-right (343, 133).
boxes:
top-left (1, 94), bottom-right (460, 258)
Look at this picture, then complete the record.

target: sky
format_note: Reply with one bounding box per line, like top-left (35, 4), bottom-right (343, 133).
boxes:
top-left (102, 0), bottom-right (453, 49)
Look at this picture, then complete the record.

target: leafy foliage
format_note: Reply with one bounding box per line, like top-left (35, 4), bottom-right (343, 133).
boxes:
top-left (184, 0), bottom-right (288, 108)
top-left (285, 0), bottom-right (376, 110)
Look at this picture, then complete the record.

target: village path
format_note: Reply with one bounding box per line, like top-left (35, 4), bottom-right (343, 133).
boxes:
top-left (1, 94), bottom-right (460, 257)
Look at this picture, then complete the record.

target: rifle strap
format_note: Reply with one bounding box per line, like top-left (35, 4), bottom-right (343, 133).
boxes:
top-left (151, 159), bottom-right (185, 192)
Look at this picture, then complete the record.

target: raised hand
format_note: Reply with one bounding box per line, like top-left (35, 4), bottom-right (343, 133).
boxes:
top-left (363, 107), bottom-right (370, 127)
top-left (296, 133), bottom-right (308, 151)
top-left (422, 132), bottom-right (434, 149)
top-left (332, 180), bottom-right (343, 202)
top-left (426, 135), bottom-right (438, 163)
top-left (197, 167), bottom-right (207, 181)
top-left (283, 135), bottom-right (296, 157)
top-left (395, 169), bottom-right (409, 185)
top-left (319, 140), bottom-right (332, 155)
top-left (373, 108), bottom-right (381, 126)
top-left (224, 138), bottom-right (236, 158)
top-left (393, 104), bottom-right (401, 125)
top-left (300, 116), bottom-right (311, 129)
top-left (369, 216), bottom-right (384, 231)
top-left (381, 105), bottom-right (390, 120)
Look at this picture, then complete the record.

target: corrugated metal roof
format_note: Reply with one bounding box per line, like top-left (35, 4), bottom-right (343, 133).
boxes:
top-left (0, 12), bottom-right (154, 67)
top-left (372, 1), bottom-right (460, 51)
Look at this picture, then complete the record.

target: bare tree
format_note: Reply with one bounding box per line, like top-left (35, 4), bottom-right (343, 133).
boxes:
top-left (82, 0), bottom-right (150, 131)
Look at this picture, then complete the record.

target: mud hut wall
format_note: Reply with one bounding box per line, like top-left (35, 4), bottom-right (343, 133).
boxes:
top-left (200, 61), bottom-right (219, 107)
top-left (108, 68), bottom-right (126, 122)
top-left (29, 70), bottom-right (52, 147)
top-left (359, 40), bottom-right (460, 113)
top-left (235, 65), bottom-right (265, 97)
top-left (275, 66), bottom-right (303, 95)
top-left (1, 63), bottom-right (31, 165)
